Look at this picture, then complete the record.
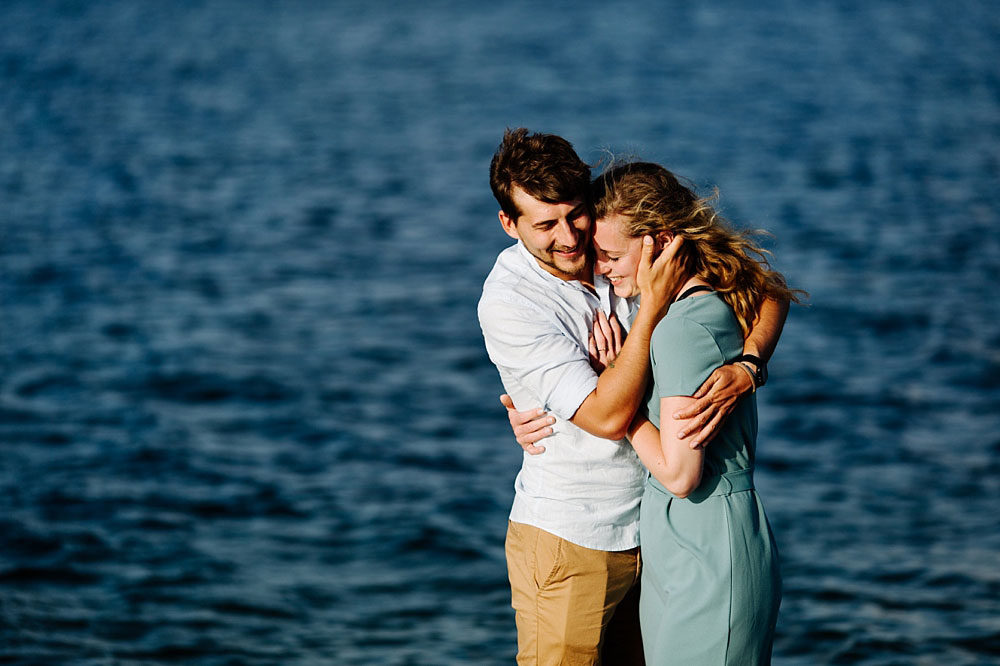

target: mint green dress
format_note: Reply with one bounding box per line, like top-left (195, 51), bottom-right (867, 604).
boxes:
top-left (639, 292), bottom-right (781, 665)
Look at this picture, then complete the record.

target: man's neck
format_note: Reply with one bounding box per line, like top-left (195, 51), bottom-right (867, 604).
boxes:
top-left (573, 258), bottom-right (595, 290)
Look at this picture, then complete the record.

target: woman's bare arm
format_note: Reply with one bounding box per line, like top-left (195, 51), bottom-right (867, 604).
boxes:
top-left (626, 399), bottom-right (705, 497)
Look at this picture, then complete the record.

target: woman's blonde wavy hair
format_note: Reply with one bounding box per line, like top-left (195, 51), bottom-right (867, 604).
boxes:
top-left (592, 161), bottom-right (804, 336)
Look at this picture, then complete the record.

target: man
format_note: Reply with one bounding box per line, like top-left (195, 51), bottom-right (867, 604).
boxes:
top-left (478, 128), bottom-right (786, 664)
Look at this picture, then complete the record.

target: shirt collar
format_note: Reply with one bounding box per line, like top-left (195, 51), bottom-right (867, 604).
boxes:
top-left (512, 240), bottom-right (635, 321)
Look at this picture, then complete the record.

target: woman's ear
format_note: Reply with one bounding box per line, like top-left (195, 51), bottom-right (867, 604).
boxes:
top-left (657, 231), bottom-right (674, 245)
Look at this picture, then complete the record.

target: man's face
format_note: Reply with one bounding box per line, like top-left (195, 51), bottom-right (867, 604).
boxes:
top-left (594, 214), bottom-right (644, 298)
top-left (499, 187), bottom-right (591, 281)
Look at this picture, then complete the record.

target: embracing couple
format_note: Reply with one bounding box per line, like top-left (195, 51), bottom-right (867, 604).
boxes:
top-left (478, 129), bottom-right (801, 665)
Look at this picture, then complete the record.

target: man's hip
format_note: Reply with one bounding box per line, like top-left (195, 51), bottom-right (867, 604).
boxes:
top-left (505, 520), bottom-right (644, 665)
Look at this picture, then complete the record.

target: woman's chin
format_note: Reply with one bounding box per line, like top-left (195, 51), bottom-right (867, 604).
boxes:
top-left (613, 283), bottom-right (636, 298)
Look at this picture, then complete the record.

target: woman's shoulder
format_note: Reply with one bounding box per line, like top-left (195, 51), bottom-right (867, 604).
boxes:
top-left (661, 293), bottom-right (730, 328)
top-left (655, 294), bottom-right (742, 355)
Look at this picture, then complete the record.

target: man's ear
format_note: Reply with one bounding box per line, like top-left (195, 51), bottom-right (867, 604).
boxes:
top-left (498, 210), bottom-right (520, 240)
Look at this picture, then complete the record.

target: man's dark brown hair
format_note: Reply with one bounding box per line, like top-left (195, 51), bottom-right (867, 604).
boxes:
top-left (489, 128), bottom-right (592, 220)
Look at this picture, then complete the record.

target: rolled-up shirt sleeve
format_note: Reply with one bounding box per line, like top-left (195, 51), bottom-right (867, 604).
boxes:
top-left (479, 294), bottom-right (598, 421)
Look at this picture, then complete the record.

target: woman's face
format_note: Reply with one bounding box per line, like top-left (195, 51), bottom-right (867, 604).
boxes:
top-left (594, 214), bottom-right (645, 298)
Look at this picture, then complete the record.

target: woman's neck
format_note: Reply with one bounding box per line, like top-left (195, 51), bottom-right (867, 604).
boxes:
top-left (674, 276), bottom-right (713, 302)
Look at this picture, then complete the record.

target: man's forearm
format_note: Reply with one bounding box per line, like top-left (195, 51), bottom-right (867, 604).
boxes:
top-left (743, 296), bottom-right (788, 362)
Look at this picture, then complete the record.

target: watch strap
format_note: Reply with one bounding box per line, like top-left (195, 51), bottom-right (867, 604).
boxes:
top-left (733, 361), bottom-right (757, 392)
top-left (734, 354), bottom-right (767, 388)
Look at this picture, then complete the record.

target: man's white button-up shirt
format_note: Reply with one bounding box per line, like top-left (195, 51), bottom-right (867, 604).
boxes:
top-left (478, 241), bottom-right (647, 551)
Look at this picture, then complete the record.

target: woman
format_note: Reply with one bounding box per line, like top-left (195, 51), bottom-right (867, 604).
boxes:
top-left (590, 161), bottom-right (801, 664)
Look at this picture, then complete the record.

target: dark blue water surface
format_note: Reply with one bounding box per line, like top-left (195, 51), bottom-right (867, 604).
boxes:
top-left (2, 1), bottom-right (999, 664)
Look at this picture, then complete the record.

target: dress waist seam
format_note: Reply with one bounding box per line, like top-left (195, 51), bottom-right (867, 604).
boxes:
top-left (646, 467), bottom-right (754, 502)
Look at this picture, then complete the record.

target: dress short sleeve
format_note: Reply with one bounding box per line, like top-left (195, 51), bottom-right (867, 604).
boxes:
top-left (649, 316), bottom-right (727, 398)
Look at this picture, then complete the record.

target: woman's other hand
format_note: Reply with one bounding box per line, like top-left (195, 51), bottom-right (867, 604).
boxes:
top-left (500, 394), bottom-right (554, 455)
top-left (636, 235), bottom-right (685, 321)
top-left (587, 310), bottom-right (623, 373)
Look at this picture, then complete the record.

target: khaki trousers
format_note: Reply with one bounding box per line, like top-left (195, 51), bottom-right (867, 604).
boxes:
top-left (506, 521), bottom-right (645, 666)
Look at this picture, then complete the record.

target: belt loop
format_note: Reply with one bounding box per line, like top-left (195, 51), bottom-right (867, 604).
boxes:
top-left (714, 468), bottom-right (754, 497)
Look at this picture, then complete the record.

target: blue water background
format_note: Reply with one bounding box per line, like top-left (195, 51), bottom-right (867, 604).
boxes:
top-left (2, 1), bottom-right (999, 664)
